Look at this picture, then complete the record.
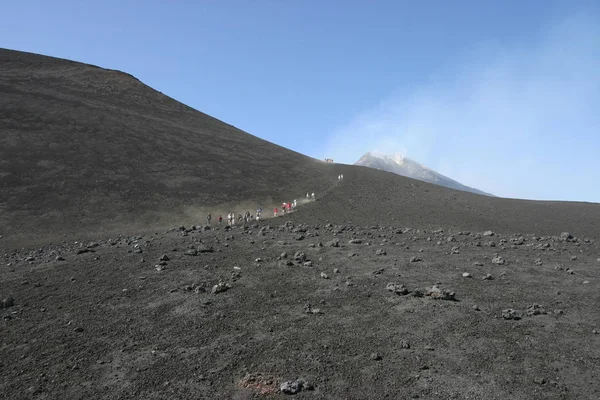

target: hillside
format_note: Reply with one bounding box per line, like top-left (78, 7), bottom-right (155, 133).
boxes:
top-left (355, 152), bottom-right (492, 196)
top-left (0, 49), bottom-right (341, 240)
top-left (1, 49), bottom-right (599, 248)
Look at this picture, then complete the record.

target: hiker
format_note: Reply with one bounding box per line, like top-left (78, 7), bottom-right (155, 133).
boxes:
top-left (206, 213), bottom-right (212, 225)
top-left (287, 202), bottom-right (292, 212)
top-left (218, 215), bottom-right (223, 226)
top-left (306, 193), bottom-right (310, 199)
top-left (274, 207), bottom-right (278, 217)
top-left (341, 173), bottom-right (344, 180)
top-left (338, 174), bottom-right (341, 181)
top-left (282, 202), bottom-right (287, 214)
top-left (311, 192), bottom-right (315, 200)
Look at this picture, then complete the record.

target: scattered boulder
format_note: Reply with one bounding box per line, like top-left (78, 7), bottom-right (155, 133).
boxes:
top-left (560, 232), bottom-right (573, 241)
top-left (294, 251), bottom-right (306, 262)
top-left (325, 239), bottom-right (340, 247)
top-left (502, 309), bottom-right (521, 320)
top-left (425, 285), bottom-right (455, 300)
top-left (1, 296), bottom-right (15, 308)
top-left (198, 244), bottom-right (214, 253)
top-left (526, 304), bottom-right (547, 316)
top-left (211, 281), bottom-right (231, 294)
top-left (304, 302), bottom-right (321, 314)
top-left (409, 256), bottom-right (422, 263)
top-left (349, 239), bottom-right (362, 244)
top-left (375, 249), bottom-right (387, 256)
top-left (492, 256), bottom-right (505, 265)
top-left (386, 283), bottom-right (410, 295)
top-left (483, 231), bottom-right (495, 236)
top-left (185, 249), bottom-right (198, 256)
top-left (280, 379), bottom-right (306, 395)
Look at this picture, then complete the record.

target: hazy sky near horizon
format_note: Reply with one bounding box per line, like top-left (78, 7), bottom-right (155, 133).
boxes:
top-left (3, 1), bottom-right (600, 202)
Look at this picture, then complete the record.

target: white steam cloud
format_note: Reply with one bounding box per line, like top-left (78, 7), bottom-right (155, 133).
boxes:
top-left (323, 14), bottom-right (600, 202)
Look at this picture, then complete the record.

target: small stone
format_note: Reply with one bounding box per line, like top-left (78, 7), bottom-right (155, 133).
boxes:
top-left (255, 257), bottom-right (262, 262)
top-left (303, 261), bottom-right (313, 267)
top-left (409, 256), bottom-right (422, 263)
top-left (375, 249), bottom-right (387, 256)
top-left (462, 272), bottom-right (471, 278)
top-left (55, 256), bottom-right (65, 261)
top-left (320, 272), bottom-right (329, 279)
top-left (159, 254), bottom-right (169, 261)
top-left (483, 274), bottom-right (493, 280)
top-left (333, 268), bottom-right (340, 273)
top-left (370, 352), bottom-right (382, 361)
top-left (400, 340), bottom-right (410, 349)
top-left (583, 280), bottom-right (590, 284)
top-left (570, 255), bottom-right (577, 261)
top-left (185, 249), bottom-right (198, 256)
top-left (483, 231), bottom-right (495, 236)
top-left (73, 327), bottom-right (84, 333)
top-left (472, 305), bottom-right (480, 311)
top-left (349, 239), bottom-right (362, 244)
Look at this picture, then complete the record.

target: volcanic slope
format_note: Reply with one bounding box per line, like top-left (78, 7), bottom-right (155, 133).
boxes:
top-left (0, 48), bottom-right (343, 241)
top-left (2, 48), bottom-right (600, 248)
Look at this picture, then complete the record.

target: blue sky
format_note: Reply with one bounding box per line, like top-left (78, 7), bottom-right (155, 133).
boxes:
top-left (2, 1), bottom-right (600, 202)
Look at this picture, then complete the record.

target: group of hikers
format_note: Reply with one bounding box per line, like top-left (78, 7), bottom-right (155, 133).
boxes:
top-left (203, 192), bottom-right (318, 227)
top-left (202, 177), bottom-right (343, 227)
top-left (205, 209), bottom-right (262, 227)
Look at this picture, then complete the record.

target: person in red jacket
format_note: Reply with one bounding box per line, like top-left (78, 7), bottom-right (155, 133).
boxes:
top-left (217, 215), bottom-right (223, 226)
top-left (274, 207), bottom-right (279, 217)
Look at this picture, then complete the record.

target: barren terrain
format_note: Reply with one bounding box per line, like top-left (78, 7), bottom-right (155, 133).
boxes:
top-left (2, 49), bottom-right (600, 399)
